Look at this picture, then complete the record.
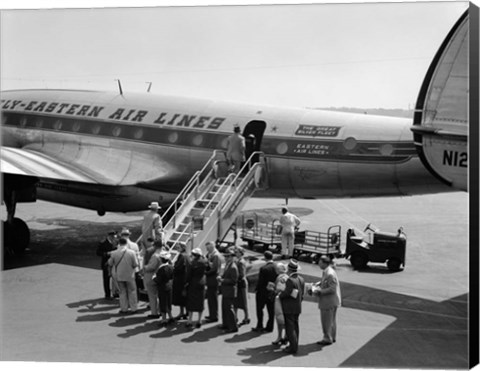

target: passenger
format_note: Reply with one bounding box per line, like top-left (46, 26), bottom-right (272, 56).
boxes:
top-left (272, 262), bottom-right (289, 346)
top-left (96, 231), bottom-right (118, 299)
top-left (205, 241), bottom-right (222, 323)
top-left (142, 201), bottom-right (164, 247)
top-left (120, 227), bottom-right (142, 292)
top-left (185, 247), bottom-right (207, 329)
top-left (172, 244), bottom-right (189, 321)
top-left (226, 124), bottom-right (246, 173)
top-left (234, 246), bottom-right (250, 326)
top-left (310, 255), bottom-right (341, 346)
top-left (143, 240), bottom-right (163, 319)
top-left (252, 250), bottom-right (278, 333)
top-left (279, 207), bottom-right (301, 259)
top-left (108, 237), bottom-right (139, 314)
top-left (217, 247), bottom-right (239, 333)
top-left (141, 237), bottom-right (156, 269)
top-left (154, 251), bottom-right (175, 327)
top-left (279, 259), bottom-right (305, 354)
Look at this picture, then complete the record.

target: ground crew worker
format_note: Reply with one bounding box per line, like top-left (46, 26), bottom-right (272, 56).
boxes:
top-left (226, 125), bottom-right (246, 173)
top-left (279, 207), bottom-right (301, 259)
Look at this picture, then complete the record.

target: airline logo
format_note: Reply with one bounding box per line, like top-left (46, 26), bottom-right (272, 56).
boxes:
top-left (1, 99), bottom-right (226, 130)
top-left (295, 125), bottom-right (340, 137)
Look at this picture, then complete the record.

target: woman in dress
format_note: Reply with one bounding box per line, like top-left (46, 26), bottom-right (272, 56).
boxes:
top-left (272, 262), bottom-right (289, 345)
top-left (154, 251), bottom-right (174, 327)
top-left (172, 243), bottom-right (189, 320)
top-left (185, 247), bottom-right (207, 329)
top-left (234, 246), bottom-right (250, 326)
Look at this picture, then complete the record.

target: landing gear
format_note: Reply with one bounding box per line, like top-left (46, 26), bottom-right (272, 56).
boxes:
top-left (3, 175), bottom-right (36, 256)
top-left (3, 217), bottom-right (30, 255)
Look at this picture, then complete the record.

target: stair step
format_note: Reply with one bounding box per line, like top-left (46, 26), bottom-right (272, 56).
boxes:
top-left (195, 200), bottom-right (218, 209)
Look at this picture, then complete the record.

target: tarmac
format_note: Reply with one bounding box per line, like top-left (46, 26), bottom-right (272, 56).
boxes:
top-left (0, 192), bottom-right (471, 369)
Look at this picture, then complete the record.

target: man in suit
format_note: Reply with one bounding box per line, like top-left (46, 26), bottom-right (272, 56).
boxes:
top-left (279, 259), bottom-right (305, 354)
top-left (205, 241), bottom-right (222, 323)
top-left (218, 247), bottom-right (239, 333)
top-left (141, 201), bottom-right (163, 247)
top-left (312, 255), bottom-right (341, 345)
top-left (253, 250), bottom-right (278, 333)
top-left (96, 231), bottom-right (117, 299)
top-left (226, 125), bottom-right (246, 173)
top-left (108, 237), bottom-right (139, 314)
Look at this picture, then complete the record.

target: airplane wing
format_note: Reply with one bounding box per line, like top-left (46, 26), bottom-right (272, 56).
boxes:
top-left (1, 142), bottom-right (183, 186)
top-left (411, 10), bottom-right (469, 191)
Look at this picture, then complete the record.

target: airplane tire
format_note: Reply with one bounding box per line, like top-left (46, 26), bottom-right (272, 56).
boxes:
top-left (350, 252), bottom-right (368, 270)
top-left (387, 258), bottom-right (402, 272)
top-left (4, 217), bottom-right (30, 255)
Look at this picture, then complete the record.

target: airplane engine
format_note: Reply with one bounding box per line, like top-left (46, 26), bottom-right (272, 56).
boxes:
top-left (411, 10), bottom-right (469, 191)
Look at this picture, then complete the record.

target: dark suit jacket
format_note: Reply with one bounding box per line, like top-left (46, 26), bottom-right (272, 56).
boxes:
top-left (256, 261), bottom-right (278, 295)
top-left (96, 238), bottom-right (116, 268)
top-left (154, 263), bottom-right (174, 292)
top-left (279, 273), bottom-right (305, 314)
top-left (205, 249), bottom-right (222, 287)
top-left (221, 261), bottom-right (238, 298)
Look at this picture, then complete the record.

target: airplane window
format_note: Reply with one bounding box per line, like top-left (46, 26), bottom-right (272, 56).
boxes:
top-left (35, 118), bottom-right (43, 128)
top-left (72, 121), bottom-right (81, 132)
top-left (19, 116), bottom-right (28, 128)
top-left (168, 132), bottom-right (178, 143)
top-left (54, 120), bottom-right (63, 130)
top-left (380, 144), bottom-right (394, 156)
top-left (276, 142), bottom-right (288, 155)
top-left (343, 137), bottom-right (357, 150)
top-left (134, 128), bottom-right (143, 139)
top-left (92, 124), bottom-right (101, 135)
top-left (112, 126), bottom-right (122, 137)
top-left (193, 134), bottom-right (203, 146)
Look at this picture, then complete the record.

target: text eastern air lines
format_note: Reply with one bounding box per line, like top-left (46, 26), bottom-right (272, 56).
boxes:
top-left (1, 99), bottom-right (226, 130)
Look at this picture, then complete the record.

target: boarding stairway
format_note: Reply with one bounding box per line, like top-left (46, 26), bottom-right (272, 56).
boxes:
top-left (161, 150), bottom-right (268, 255)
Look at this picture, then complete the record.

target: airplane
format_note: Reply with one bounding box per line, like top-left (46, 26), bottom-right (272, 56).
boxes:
top-left (0, 9), bottom-right (469, 256)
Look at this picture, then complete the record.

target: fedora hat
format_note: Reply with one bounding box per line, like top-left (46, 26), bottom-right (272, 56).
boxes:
top-left (288, 259), bottom-right (300, 272)
top-left (148, 201), bottom-right (161, 209)
top-left (120, 228), bottom-right (131, 236)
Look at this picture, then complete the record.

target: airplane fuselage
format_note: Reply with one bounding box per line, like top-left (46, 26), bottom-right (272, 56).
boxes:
top-left (1, 89), bottom-right (449, 213)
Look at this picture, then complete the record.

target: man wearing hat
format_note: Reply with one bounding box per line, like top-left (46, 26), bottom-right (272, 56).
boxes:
top-left (218, 247), bottom-right (239, 333)
top-left (108, 237), bottom-right (139, 314)
top-left (311, 255), bottom-right (341, 346)
top-left (279, 259), bottom-right (305, 354)
top-left (205, 241), bottom-right (222, 323)
top-left (142, 201), bottom-right (164, 247)
top-left (96, 231), bottom-right (118, 299)
top-left (226, 124), bottom-right (246, 173)
top-left (252, 250), bottom-right (278, 333)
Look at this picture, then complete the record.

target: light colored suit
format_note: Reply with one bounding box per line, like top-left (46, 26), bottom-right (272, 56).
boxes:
top-left (314, 265), bottom-right (341, 343)
top-left (226, 132), bottom-right (246, 172)
top-left (143, 252), bottom-right (161, 315)
top-left (109, 246), bottom-right (139, 312)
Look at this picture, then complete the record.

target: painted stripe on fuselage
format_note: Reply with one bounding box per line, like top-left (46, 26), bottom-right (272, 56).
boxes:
top-left (3, 112), bottom-right (416, 164)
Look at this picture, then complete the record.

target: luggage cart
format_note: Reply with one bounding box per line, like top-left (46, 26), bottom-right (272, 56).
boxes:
top-left (292, 225), bottom-right (342, 262)
top-left (239, 213), bottom-right (282, 251)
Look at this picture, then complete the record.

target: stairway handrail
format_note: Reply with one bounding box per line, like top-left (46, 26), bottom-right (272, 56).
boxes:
top-left (196, 151), bottom-right (264, 218)
top-left (162, 150), bottom-right (227, 230)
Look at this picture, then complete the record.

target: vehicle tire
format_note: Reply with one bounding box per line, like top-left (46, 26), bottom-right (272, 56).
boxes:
top-left (387, 258), bottom-right (402, 272)
top-left (247, 240), bottom-right (254, 249)
top-left (350, 252), bottom-right (368, 270)
top-left (4, 217), bottom-right (30, 255)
